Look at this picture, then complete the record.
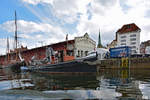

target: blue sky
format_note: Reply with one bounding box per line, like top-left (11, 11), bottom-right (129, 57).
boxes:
top-left (0, 0), bottom-right (150, 54)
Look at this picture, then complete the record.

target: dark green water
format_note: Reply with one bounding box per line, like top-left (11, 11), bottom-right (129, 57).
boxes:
top-left (0, 69), bottom-right (150, 99)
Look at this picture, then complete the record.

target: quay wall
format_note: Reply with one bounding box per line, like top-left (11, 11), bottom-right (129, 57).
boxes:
top-left (88, 57), bottom-right (150, 69)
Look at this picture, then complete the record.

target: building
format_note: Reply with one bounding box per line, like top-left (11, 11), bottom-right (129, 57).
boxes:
top-left (140, 40), bottom-right (150, 54)
top-left (0, 33), bottom-right (96, 66)
top-left (116, 23), bottom-right (141, 54)
top-left (107, 39), bottom-right (117, 49)
top-left (74, 33), bottom-right (96, 58)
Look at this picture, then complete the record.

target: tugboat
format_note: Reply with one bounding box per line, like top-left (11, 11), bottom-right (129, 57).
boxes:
top-left (26, 46), bottom-right (99, 73)
top-left (26, 47), bottom-right (109, 73)
top-left (26, 29), bottom-right (109, 73)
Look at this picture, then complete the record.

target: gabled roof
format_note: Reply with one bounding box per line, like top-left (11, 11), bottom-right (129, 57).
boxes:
top-left (116, 23), bottom-right (141, 34)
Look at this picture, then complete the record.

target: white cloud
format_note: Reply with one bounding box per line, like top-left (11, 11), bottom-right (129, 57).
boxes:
top-left (0, 20), bottom-right (67, 52)
top-left (0, 20), bottom-right (65, 36)
top-left (22, 0), bottom-right (91, 24)
top-left (22, 0), bottom-right (54, 5)
top-left (1, 0), bottom-right (150, 55)
top-left (76, 0), bottom-right (150, 45)
top-left (0, 38), bottom-right (14, 55)
top-left (11, 0), bottom-right (150, 45)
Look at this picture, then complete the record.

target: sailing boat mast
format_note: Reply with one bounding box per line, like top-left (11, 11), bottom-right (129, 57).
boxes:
top-left (6, 37), bottom-right (10, 62)
top-left (14, 10), bottom-right (18, 49)
top-left (14, 11), bottom-right (19, 61)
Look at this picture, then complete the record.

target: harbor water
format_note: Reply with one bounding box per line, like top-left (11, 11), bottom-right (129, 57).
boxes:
top-left (0, 68), bottom-right (150, 99)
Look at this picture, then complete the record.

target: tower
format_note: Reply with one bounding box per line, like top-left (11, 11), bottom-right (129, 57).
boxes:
top-left (97, 29), bottom-right (103, 48)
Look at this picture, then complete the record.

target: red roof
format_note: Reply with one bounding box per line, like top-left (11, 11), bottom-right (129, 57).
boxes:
top-left (116, 23), bottom-right (141, 34)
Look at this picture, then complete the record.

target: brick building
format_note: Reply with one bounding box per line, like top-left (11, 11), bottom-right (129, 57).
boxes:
top-left (0, 33), bottom-right (96, 66)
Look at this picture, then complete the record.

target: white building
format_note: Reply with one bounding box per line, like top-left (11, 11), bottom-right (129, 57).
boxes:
top-left (74, 33), bottom-right (96, 58)
top-left (116, 23), bottom-right (141, 54)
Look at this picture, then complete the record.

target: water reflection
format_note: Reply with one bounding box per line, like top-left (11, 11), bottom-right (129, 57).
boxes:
top-left (97, 69), bottom-right (150, 99)
top-left (30, 73), bottom-right (99, 91)
top-left (0, 69), bottom-right (149, 99)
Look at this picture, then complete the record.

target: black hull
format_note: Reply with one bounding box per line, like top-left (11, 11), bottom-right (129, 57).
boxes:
top-left (28, 60), bottom-right (97, 73)
top-left (3, 61), bottom-right (26, 73)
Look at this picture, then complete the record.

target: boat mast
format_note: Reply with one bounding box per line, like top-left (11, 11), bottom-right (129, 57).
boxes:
top-left (6, 37), bottom-right (10, 62)
top-left (14, 10), bottom-right (18, 49)
top-left (14, 10), bottom-right (18, 61)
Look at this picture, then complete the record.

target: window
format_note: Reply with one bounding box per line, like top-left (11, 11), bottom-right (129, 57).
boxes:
top-left (130, 38), bottom-right (136, 41)
top-left (121, 36), bottom-right (126, 38)
top-left (132, 50), bottom-right (137, 53)
top-left (121, 40), bottom-right (126, 42)
top-left (81, 51), bottom-right (83, 57)
top-left (85, 51), bottom-right (88, 56)
top-left (121, 43), bottom-right (126, 45)
top-left (77, 50), bottom-right (80, 57)
top-left (131, 42), bottom-right (136, 45)
top-left (132, 46), bottom-right (136, 49)
top-left (130, 34), bottom-right (136, 37)
top-left (67, 50), bottom-right (74, 56)
top-left (126, 25), bottom-right (131, 29)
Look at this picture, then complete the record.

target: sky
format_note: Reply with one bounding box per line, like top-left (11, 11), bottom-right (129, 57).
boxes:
top-left (0, 0), bottom-right (150, 55)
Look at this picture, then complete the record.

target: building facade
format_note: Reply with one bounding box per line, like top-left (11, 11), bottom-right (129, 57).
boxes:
top-left (140, 40), bottom-right (150, 54)
top-left (116, 23), bottom-right (141, 54)
top-left (74, 33), bottom-right (96, 58)
top-left (0, 33), bottom-right (96, 66)
top-left (107, 39), bottom-right (117, 49)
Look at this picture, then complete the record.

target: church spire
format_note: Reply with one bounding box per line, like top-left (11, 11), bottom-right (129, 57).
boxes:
top-left (97, 29), bottom-right (103, 48)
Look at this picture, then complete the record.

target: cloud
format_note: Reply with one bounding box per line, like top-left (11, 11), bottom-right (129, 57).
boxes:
top-left (22, 0), bottom-right (53, 5)
top-left (0, 20), bottom-right (65, 35)
top-left (1, 0), bottom-right (150, 55)
top-left (76, 0), bottom-right (150, 45)
top-left (95, 0), bottom-right (117, 7)
top-left (0, 20), bottom-right (67, 51)
top-left (0, 38), bottom-right (14, 55)
top-left (14, 0), bottom-right (150, 45)
top-left (22, 0), bottom-right (91, 24)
